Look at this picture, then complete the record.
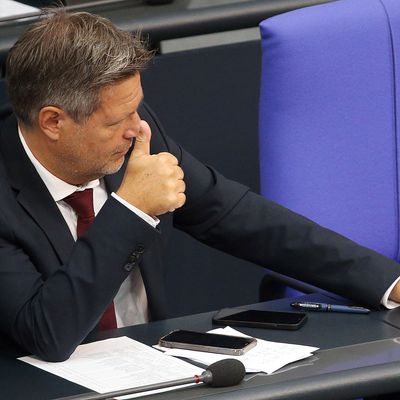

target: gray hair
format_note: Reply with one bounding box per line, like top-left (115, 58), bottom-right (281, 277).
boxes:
top-left (6, 8), bottom-right (153, 127)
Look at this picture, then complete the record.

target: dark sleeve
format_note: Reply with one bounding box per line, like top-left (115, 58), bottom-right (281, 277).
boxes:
top-left (181, 181), bottom-right (400, 309)
top-left (0, 197), bottom-right (159, 361)
top-left (144, 104), bottom-right (400, 308)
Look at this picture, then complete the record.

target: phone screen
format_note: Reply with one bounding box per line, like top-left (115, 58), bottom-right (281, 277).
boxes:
top-left (158, 330), bottom-right (257, 355)
top-left (213, 309), bottom-right (307, 330)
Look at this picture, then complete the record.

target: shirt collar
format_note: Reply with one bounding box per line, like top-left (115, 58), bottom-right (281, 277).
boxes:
top-left (18, 127), bottom-right (100, 202)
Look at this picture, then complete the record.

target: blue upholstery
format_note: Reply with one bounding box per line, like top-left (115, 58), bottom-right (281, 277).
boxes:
top-left (259, 0), bottom-right (400, 262)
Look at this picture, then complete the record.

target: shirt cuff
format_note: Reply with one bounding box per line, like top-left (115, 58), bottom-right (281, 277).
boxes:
top-left (381, 276), bottom-right (400, 309)
top-left (111, 192), bottom-right (160, 228)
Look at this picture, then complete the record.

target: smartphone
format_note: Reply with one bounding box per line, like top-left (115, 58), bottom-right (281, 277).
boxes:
top-left (212, 308), bottom-right (307, 330)
top-left (158, 329), bottom-right (257, 356)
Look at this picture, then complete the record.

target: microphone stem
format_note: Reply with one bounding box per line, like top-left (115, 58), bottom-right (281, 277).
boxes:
top-left (55, 376), bottom-right (199, 400)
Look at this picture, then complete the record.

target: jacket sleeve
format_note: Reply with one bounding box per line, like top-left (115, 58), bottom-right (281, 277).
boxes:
top-left (0, 196), bottom-right (159, 361)
top-left (178, 173), bottom-right (400, 309)
top-left (144, 105), bottom-right (400, 309)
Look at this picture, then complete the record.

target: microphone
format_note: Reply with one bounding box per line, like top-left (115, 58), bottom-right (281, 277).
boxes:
top-left (200, 358), bottom-right (246, 387)
top-left (56, 358), bottom-right (246, 400)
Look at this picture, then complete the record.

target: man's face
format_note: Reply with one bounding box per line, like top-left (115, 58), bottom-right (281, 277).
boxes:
top-left (57, 74), bottom-right (143, 185)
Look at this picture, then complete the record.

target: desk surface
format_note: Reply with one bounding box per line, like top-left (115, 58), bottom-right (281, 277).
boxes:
top-left (3, 293), bottom-right (400, 399)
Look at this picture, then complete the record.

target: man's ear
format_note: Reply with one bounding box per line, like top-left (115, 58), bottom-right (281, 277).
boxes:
top-left (38, 106), bottom-right (68, 141)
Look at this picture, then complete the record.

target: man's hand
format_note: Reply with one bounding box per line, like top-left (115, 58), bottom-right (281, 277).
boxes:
top-left (116, 120), bottom-right (186, 216)
top-left (389, 281), bottom-right (400, 303)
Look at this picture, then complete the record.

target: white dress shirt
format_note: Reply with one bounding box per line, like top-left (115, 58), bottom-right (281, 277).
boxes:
top-left (19, 129), bottom-right (154, 327)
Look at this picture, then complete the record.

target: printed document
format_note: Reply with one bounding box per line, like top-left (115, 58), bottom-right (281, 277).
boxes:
top-left (19, 336), bottom-right (203, 398)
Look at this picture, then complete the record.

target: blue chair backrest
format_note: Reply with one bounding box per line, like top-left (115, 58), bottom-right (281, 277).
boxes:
top-left (259, 0), bottom-right (400, 261)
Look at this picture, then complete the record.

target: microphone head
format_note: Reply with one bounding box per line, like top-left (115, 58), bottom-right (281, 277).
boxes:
top-left (205, 359), bottom-right (245, 387)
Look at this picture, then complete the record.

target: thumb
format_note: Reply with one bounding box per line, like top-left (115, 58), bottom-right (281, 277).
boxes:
top-left (132, 120), bottom-right (152, 156)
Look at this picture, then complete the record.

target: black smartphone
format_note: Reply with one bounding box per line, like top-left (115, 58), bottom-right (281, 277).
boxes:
top-left (212, 308), bottom-right (307, 330)
top-left (158, 329), bottom-right (257, 356)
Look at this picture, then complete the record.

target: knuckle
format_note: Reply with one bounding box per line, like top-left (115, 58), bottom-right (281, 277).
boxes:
top-left (161, 152), bottom-right (178, 165)
top-left (175, 166), bottom-right (184, 177)
top-left (179, 193), bottom-right (187, 207)
top-left (158, 152), bottom-right (173, 161)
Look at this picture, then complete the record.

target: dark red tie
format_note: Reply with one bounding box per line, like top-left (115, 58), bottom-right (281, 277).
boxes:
top-left (64, 189), bottom-right (117, 330)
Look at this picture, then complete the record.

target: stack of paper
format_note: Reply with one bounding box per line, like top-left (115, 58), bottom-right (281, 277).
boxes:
top-left (156, 326), bottom-right (319, 374)
top-left (19, 336), bottom-right (203, 398)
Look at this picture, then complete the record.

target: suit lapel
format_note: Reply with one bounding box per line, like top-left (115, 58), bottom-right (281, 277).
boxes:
top-left (0, 115), bottom-right (74, 264)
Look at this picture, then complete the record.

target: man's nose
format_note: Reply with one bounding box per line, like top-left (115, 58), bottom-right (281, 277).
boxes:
top-left (123, 113), bottom-right (141, 139)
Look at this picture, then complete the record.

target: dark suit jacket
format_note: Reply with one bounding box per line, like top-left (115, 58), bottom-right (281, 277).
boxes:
top-left (0, 103), bottom-right (399, 361)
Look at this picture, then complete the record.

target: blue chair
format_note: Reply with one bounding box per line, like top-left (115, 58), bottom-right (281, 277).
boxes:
top-left (258, 0), bottom-right (400, 297)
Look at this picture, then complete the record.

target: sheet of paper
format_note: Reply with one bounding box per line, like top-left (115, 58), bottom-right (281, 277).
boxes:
top-left (19, 336), bottom-right (204, 398)
top-left (0, 0), bottom-right (38, 18)
top-left (155, 326), bottom-right (319, 374)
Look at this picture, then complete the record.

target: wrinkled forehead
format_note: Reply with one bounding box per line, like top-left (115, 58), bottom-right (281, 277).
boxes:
top-left (91, 74), bottom-right (143, 122)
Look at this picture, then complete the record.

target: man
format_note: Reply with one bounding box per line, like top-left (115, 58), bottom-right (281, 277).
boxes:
top-left (1, 9), bottom-right (400, 362)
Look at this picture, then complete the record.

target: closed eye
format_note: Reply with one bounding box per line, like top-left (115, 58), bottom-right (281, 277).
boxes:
top-left (107, 110), bottom-right (138, 127)
top-left (108, 120), bottom-right (123, 127)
